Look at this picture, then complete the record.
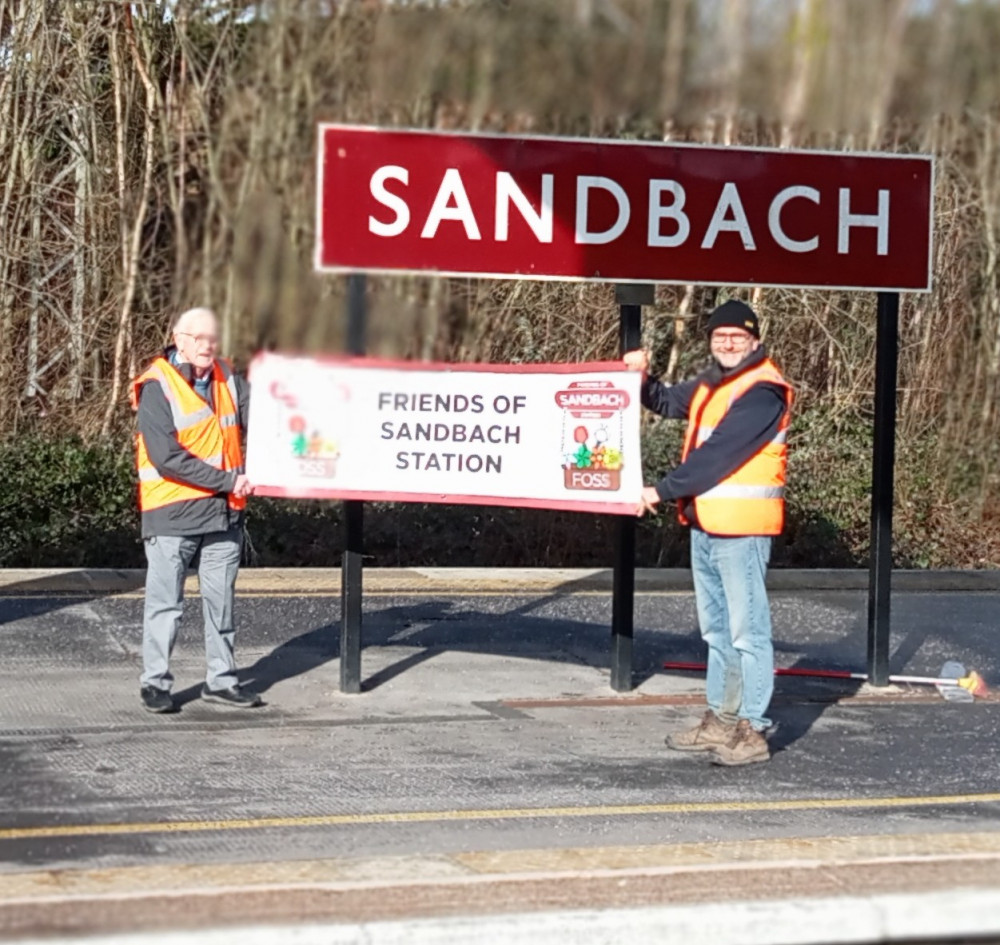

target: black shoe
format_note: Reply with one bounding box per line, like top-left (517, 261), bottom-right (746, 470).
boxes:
top-left (201, 683), bottom-right (262, 708)
top-left (140, 685), bottom-right (175, 714)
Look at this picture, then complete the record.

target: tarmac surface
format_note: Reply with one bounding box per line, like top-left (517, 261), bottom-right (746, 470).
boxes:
top-left (1, 566), bottom-right (1000, 944)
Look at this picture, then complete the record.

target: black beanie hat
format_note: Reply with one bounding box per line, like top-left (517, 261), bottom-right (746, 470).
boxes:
top-left (706, 299), bottom-right (760, 339)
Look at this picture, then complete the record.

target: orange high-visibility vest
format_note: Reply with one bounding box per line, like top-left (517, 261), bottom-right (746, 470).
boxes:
top-left (130, 357), bottom-right (246, 513)
top-left (679, 358), bottom-right (792, 536)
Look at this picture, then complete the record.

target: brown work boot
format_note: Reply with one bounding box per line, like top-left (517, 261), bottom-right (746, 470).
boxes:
top-left (711, 719), bottom-right (770, 766)
top-left (665, 710), bottom-right (736, 752)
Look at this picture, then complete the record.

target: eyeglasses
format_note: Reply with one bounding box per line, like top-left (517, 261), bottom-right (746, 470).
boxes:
top-left (176, 332), bottom-right (219, 346)
top-left (711, 331), bottom-right (753, 347)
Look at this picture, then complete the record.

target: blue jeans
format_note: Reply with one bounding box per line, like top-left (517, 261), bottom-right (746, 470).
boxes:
top-left (690, 528), bottom-right (774, 731)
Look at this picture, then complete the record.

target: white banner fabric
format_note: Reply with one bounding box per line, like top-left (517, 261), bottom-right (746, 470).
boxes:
top-left (245, 353), bottom-right (643, 515)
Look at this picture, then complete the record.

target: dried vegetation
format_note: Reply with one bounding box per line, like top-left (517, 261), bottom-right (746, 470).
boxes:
top-left (1, 0), bottom-right (999, 567)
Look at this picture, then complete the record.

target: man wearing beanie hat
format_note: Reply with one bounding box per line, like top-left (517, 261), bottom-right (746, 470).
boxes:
top-left (624, 298), bottom-right (793, 766)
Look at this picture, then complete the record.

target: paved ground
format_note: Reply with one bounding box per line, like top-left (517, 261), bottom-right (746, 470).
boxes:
top-left (1, 567), bottom-right (1000, 943)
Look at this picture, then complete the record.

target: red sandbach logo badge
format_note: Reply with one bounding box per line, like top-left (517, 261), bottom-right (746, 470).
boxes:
top-left (554, 380), bottom-right (630, 418)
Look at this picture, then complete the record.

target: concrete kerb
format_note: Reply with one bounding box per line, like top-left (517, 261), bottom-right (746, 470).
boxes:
top-left (6, 890), bottom-right (1000, 945)
top-left (1, 567), bottom-right (1000, 595)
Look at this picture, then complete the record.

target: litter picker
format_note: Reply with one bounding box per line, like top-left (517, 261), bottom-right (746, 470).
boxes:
top-left (662, 660), bottom-right (989, 698)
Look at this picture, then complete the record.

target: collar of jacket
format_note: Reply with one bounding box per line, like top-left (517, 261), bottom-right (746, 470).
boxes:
top-left (164, 345), bottom-right (203, 389)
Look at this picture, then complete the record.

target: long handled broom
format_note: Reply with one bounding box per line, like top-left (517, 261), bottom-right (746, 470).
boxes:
top-left (661, 660), bottom-right (989, 697)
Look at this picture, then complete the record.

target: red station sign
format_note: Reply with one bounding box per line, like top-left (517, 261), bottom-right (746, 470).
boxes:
top-left (316, 124), bottom-right (933, 292)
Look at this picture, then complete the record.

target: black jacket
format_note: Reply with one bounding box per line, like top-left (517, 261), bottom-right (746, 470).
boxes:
top-left (135, 348), bottom-right (250, 538)
top-left (641, 346), bottom-right (788, 528)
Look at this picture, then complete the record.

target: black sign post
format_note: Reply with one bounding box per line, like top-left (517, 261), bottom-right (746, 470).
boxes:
top-left (867, 291), bottom-right (899, 686)
top-left (340, 272), bottom-right (367, 694)
top-left (610, 283), bottom-right (652, 691)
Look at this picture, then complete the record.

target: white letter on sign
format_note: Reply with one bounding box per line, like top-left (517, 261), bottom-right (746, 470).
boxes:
top-left (422, 168), bottom-right (482, 240)
top-left (495, 172), bottom-right (554, 243)
top-left (369, 165), bottom-right (410, 237)
top-left (702, 182), bottom-right (756, 250)
top-left (648, 180), bottom-right (690, 248)
top-left (575, 176), bottom-right (630, 245)
top-left (768, 185), bottom-right (820, 253)
top-left (838, 188), bottom-right (889, 255)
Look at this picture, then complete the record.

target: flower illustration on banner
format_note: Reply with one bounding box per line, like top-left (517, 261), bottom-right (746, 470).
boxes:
top-left (271, 378), bottom-right (344, 479)
top-left (554, 381), bottom-right (628, 492)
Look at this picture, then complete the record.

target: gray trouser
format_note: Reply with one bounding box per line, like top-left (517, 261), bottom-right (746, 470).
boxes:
top-left (140, 524), bottom-right (242, 692)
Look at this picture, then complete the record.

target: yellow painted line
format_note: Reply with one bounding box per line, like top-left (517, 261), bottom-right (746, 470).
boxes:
top-left (3, 793), bottom-right (1000, 843)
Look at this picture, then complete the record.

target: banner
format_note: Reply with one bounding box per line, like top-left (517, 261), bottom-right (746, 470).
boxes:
top-left (245, 353), bottom-right (643, 514)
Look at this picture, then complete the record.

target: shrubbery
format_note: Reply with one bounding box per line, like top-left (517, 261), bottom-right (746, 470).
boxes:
top-left (0, 436), bottom-right (140, 567)
top-left (1, 4), bottom-right (999, 570)
top-left (3, 429), bottom-right (991, 570)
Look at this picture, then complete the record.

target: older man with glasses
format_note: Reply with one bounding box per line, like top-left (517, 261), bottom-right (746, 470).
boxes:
top-left (130, 307), bottom-right (260, 713)
top-left (625, 299), bottom-right (793, 765)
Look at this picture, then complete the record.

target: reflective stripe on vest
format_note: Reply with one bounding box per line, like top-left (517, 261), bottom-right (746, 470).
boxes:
top-left (131, 357), bottom-right (246, 513)
top-left (695, 426), bottom-right (788, 448)
top-left (680, 358), bottom-right (792, 536)
top-left (697, 484), bottom-right (786, 500)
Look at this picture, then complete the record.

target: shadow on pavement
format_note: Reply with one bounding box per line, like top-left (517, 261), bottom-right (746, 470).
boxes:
top-left (230, 622), bottom-right (339, 700)
top-left (160, 573), bottom-right (997, 726)
top-left (232, 584), bottom-right (699, 696)
top-left (0, 570), bottom-right (146, 624)
top-left (768, 673), bottom-right (864, 755)
top-left (233, 584), bottom-right (868, 733)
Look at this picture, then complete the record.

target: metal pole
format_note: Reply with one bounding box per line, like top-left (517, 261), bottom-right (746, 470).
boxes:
top-left (340, 273), bottom-right (367, 693)
top-left (867, 291), bottom-right (898, 687)
top-left (610, 284), bottom-right (650, 691)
